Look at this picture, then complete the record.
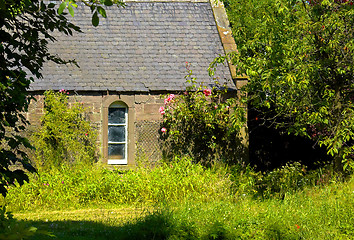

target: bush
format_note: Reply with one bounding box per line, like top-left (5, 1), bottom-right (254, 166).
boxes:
top-left (159, 64), bottom-right (248, 166)
top-left (30, 90), bottom-right (98, 169)
top-left (256, 162), bottom-right (308, 199)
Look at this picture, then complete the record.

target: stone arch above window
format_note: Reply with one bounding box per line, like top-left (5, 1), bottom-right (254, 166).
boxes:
top-left (102, 95), bottom-right (135, 166)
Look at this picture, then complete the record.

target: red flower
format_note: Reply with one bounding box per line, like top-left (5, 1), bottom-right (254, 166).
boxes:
top-left (203, 88), bottom-right (212, 96)
top-left (295, 224), bottom-right (300, 229)
top-left (164, 94), bottom-right (175, 104)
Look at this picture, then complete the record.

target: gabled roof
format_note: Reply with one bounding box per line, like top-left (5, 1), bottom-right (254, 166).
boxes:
top-left (30, 0), bottom-right (235, 92)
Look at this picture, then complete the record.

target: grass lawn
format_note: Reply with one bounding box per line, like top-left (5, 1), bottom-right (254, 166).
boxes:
top-left (2, 160), bottom-right (354, 239)
top-left (13, 208), bottom-right (147, 240)
top-left (12, 184), bottom-right (354, 240)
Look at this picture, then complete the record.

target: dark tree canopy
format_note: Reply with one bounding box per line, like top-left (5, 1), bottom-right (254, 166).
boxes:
top-left (0, 0), bottom-right (122, 197)
top-left (221, 0), bottom-right (353, 171)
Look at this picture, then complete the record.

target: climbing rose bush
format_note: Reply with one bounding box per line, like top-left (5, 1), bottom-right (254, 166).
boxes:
top-left (159, 64), bottom-right (248, 165)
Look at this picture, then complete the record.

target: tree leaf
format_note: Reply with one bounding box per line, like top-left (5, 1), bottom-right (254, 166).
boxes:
top-left (104, 0), bottom-right (113, 6)
top-left (68, 4), bottom-right (74, 17)
top-left (97, 6), bottom-right (107, 18)
top-left (58, 2), bottom-right (66, 15)
top-left (48, 3), bottom-right (55, 8)
top-left (92, 11), bottom-right (99, 27)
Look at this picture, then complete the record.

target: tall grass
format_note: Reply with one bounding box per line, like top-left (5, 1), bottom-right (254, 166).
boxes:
top-left (2, 157), bottom-right (232, 211)
top-left (7, 176), bottom-right (354, 239)
top-left (1, 158), bottom-right (353, 239)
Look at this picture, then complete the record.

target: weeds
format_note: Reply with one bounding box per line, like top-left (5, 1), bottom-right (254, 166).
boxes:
top-left (2, 157), bottom-right (232, 211)
top-left (1, 156), bottom-right (353, 239)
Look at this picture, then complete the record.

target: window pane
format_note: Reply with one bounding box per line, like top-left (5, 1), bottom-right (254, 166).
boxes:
top-left (108, 126), bottom-right (125, 142)
top-left (108, 144), bottom-right (125, 159)
top-left (108, 108), bottom-right (126, 124)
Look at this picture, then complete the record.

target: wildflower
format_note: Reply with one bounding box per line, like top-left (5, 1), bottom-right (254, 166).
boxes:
top-left (214, 105), bottom-right (218, 109)
top-left (203, 88), bottom-right (212, 96)
top-left (159, 106), bottom-right (165, 115)
top-left (161, 127), bottom-right (167, 133)
top-left (62, 181), bottom-right (64, 184)
top-left (295, 224), bottom-right (300, 229)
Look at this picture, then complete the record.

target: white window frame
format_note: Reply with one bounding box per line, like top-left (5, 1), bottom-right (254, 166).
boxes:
top-left (107, 102), bottom-right (128, 165)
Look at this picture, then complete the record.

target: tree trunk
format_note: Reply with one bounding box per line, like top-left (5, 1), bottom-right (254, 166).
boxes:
top-left (334, 153), bottom-right (343, 174)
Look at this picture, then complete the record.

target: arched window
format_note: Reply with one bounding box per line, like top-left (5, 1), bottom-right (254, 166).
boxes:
top-left (107, 102), bottom-right (128, 164)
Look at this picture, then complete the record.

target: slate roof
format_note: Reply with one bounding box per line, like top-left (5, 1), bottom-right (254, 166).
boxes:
top-left (30, 1), bottom-right (234, 92)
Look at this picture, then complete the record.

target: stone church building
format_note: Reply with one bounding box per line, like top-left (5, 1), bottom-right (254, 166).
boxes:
top-left (27, 0), bottom-right (246, 166)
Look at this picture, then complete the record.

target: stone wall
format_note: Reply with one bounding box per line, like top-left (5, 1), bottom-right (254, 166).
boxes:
top-left (26, 91), bottom-right (165, 165)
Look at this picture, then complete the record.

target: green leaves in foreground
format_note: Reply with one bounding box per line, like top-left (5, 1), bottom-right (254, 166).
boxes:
top-left (56, 0), bottom-right (125, 26)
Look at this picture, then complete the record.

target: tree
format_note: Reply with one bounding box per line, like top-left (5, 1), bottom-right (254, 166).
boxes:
top-left (0, 0), bottom-right (122, 197)
top-left (221, 0), bottom-right (353, 171)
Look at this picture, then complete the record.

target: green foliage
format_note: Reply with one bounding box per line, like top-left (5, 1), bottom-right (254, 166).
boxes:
top-left (159, 64), bottom-right (248, 165)
top-left (229, 161), bottom-right (349, 199)
top-left (0, 205), bottom-right (54, 240)
top-left (57, 0), bottom-right (125, 26)
top-left (118, 176), bottom-right (354, 240)
top-left (0, 0), bottom-right (124, 197)
top-left (222, 0), bottom-right (354, 171)
top-left (256, 162), bottom-right (308, 199)
top-left (12, 177), bottom-right (354, 239)
top-left (1, 159), bottom-right (353, 239)
top-left (0, 0), bottom-right (82, 197)
top-left (2, 157), bottom-right (233, 211)
top-left (31, 90), bottom-right (98, 169)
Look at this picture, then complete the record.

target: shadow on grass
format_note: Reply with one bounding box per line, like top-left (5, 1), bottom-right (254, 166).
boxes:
top-left (18, 210), bottom-right (198, 240)
top-left (14, 208), bottom-right (308, 240)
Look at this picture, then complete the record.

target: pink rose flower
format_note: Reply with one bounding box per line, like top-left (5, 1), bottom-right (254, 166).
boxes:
top-left (164, 94), bottom-right (175, 104)
top-left (168, 94), bottom-right (175, 100)
top-left (161, 127), bottom-right (167, 133)
top-left (203, 89), bottom-right (212, 96)
top-left (159, 106), bottom-right (165, 115)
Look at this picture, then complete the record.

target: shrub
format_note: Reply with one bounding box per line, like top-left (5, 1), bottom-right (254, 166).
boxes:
top-left (256, 162), bottom-right (308, 199)
top-left (159, 63), bottom-right (248, 166)
top-left (30, 90), bottom-right (98, 169)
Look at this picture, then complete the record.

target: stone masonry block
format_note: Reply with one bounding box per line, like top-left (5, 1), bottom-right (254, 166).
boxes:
top-left (144, 103), bottom-right (163, 115)
top-left (136, 113), bottom-right (162, 122)
top-left (135, 94), bottom-right (151, 104)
